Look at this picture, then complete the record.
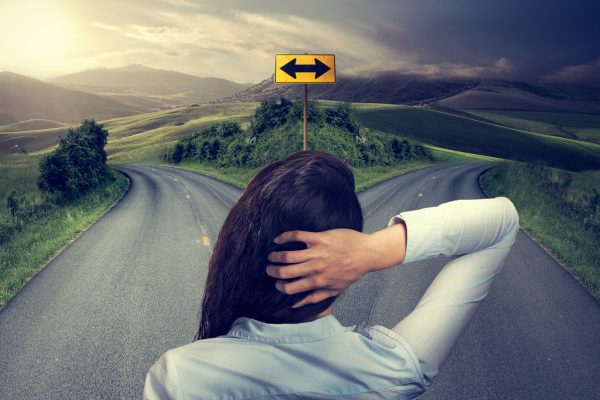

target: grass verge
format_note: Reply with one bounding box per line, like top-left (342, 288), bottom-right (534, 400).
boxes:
top-left (480, 161), bottom-right (600, 301)
top-left (0, 166), bottom-right (129, 309)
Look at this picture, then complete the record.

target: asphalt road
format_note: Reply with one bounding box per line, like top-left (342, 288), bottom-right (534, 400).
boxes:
top-left (0, 162), bottom-right (598, 399)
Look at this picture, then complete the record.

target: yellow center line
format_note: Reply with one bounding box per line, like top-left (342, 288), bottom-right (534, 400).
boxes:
top-left (202, 235), bottom-right (210, 247)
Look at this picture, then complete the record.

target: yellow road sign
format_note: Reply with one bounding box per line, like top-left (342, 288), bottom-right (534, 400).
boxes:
top-left (275, 54), bottom-right (336, 84)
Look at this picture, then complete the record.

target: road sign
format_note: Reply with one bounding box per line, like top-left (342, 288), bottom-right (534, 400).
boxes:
top-left (275, 54), bottom-right (336, 84)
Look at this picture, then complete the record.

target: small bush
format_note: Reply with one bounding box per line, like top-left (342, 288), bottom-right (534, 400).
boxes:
top-left (252, 97), bottom-right (293, 135)
top-left (325, 102), bottom-right (360, 135)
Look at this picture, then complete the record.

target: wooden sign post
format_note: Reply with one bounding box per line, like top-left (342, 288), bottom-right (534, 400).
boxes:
top-left (275, 54), bottom-right (336, 150)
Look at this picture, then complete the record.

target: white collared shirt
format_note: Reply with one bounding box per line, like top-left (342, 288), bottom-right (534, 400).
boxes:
top-left (144, 197), bottom-right (519, 400)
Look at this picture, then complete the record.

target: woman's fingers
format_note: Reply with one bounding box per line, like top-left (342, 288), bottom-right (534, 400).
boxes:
top-left (274, 230), bottom-right (320, 246)
top-left (292, 289), bottom-right (340, 308)
top-left (267, 248), bottom-right (314, 264)
top-left (275, 276), bottom-right (325, 295)
top-left (266, 262), bottom-right (315, 279)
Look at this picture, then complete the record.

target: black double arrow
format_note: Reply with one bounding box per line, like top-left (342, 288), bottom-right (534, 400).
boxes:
top-left (280, 58), bottom-right (331, 79)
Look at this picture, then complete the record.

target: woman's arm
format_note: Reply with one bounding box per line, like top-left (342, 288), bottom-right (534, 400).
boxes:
top-left (267, 197), bottom-right (519, 382)
top-left (387, 197), bottom-right (519, 383)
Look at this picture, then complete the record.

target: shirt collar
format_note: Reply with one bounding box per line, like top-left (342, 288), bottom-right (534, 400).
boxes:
top-left (226, 314), bottom-right (356, 344)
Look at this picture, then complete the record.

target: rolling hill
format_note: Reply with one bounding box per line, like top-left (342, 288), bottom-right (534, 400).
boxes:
top-left (457, 110), bottom-right (600, 145)
top-left (3, 100), bottom-right (599, 172)
top-left (0, 103), bottom-right (259, 159)
top-left (0, 119), bottom-right (67, 133)
top-left (50, 64), bottom-right (252, 110)
top-left (0, 72), bottom-right (140, 124)
top-left (435, 81), bottom-right (600, 113)
top-left (351, 103), bottom-right (600, 171)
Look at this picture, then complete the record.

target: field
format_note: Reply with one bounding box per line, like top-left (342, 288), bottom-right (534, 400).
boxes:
top-left (352, 103), bottom-right (600, 171)
top-left (461, 109), bottom-right (600, 144)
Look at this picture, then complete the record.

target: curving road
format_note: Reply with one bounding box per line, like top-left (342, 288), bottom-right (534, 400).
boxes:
top-left (0, 162), bottom-right (598, 399)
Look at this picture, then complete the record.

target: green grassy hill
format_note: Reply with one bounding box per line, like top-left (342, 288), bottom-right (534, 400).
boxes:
top-left (1, 103), bottom-right (259, 157)
top-left (352, 103), bottom-right (600, 171)
top-left (460, 109), bottom-right (600, 145)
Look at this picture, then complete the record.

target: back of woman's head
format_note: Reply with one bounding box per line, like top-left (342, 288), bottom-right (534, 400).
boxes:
top-left (196, 150), bottom-right (363, 340)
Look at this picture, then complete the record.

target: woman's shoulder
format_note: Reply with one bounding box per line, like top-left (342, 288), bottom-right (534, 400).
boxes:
top-left (167, 336), bottom-right (253, 361)
top-left (145, 327), bottom-right (427, 399)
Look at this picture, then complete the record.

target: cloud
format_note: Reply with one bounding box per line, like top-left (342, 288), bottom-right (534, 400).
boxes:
top-left (89, 11), bottom-right (522, 82)
top-left (545, 59), bottom-right (600, 83)
top-left (88, 5), bottom-right (524, 82)
top-left (90, 8), bottom-right (402, 81)
top-left (353, 57), bottom-right (517, 80)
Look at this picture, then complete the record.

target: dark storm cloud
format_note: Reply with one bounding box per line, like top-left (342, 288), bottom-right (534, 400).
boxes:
top-left (370, 0), bottom-right (600, 78)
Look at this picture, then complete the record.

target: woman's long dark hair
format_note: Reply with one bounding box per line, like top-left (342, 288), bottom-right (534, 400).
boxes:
top-left (195, 150), bottom-right (363, 340)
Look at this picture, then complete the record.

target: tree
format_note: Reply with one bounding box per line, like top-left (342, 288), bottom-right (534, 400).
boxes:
top-left (38, 119), bottom-right (109, 203)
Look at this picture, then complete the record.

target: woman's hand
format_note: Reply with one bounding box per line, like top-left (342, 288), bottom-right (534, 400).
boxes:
top-left (266, 223), bottom-right (407, 308)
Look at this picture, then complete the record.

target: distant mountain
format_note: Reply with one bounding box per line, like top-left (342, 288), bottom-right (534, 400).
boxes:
top-left (220, 71), bottom-right (600, 113)
top-left (219, 72), bottom-right (478, 105)
top-left (50, 64), bottom-right (252, 110)
top-left (0, 72), bottom-right (140, 125)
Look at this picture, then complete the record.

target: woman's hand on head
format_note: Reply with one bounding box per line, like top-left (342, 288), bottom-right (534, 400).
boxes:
top-left (266, 225), bottom-right (406, 308)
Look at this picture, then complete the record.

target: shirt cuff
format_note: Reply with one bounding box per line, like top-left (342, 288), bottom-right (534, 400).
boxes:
top-left (387, 206), bottom-right (443, 264)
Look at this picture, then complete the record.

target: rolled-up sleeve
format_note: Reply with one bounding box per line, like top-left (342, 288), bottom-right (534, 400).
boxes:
top-left (388, 197), bottom-right (519, 385)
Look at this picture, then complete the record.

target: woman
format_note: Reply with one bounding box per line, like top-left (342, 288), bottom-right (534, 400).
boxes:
top-left (144, 150), bottom-right (519, 399)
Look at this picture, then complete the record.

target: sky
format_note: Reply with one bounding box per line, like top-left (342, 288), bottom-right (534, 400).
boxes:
top-left (0, 0), bottom-right (599, 83)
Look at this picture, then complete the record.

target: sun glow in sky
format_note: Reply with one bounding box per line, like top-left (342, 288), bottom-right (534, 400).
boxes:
top-left (0, 0), bottom-right (598, 83)
top-left (0, 2), bottom-right (75, 72)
